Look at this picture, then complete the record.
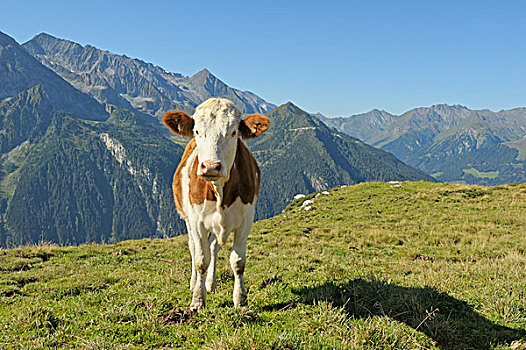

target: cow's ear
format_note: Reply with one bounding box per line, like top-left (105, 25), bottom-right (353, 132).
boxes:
top-left (163, 110), bottom-right (194, 137)
top-left (239, 114), bottom-right (270, 139)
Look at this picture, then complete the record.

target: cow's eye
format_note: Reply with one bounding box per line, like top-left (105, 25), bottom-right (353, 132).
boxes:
top-left (231, 131), bottom-right (237, 137)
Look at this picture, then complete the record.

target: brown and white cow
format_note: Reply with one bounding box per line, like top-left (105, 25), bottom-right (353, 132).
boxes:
top-left (163, 98), bottom-right (269, 309)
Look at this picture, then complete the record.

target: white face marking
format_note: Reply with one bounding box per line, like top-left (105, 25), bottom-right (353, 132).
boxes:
top-left (193, 98), bottom-right (242, 180)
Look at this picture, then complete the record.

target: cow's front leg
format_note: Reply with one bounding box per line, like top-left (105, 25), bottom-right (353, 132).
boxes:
top-left (206, 233), bottom-right (221, 292)
top-left (230, 227), bottom-right (249, 308)
top-left (186, 222), bottom-right (197, 291)
top-left (190, 223), bottom-right (211, 310)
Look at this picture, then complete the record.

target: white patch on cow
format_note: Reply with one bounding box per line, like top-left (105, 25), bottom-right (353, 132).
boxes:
top-left (184, 192), bottom-right (256, 309)
top-left (191, 196), bottom-right (256, 247)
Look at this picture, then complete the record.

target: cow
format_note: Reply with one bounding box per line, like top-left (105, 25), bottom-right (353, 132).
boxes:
top-left (163, 98), bottom-right (269, 310)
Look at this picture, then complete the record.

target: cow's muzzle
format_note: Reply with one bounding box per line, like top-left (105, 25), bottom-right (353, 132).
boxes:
top-left (198, 160), bottom-right (223, 180)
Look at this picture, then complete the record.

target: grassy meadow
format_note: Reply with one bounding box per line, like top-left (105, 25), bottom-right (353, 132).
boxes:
top-left (0, 181), bottom-right (525, 349)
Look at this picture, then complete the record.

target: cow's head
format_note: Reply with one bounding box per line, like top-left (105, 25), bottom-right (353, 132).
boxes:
top-left (163, 98), bottom-right (269, 182)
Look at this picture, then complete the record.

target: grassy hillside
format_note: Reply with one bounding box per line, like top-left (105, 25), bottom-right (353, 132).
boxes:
top-left (1, 181), bottom-right (525, 349)
top-left (250, 103), bottom-right (434, 220)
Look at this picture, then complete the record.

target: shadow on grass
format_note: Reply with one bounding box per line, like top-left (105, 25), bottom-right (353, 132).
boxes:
top-left (284, 278), bottom-right (525, 350)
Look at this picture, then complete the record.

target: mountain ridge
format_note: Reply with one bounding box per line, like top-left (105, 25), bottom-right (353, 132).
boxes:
top-left (22, 33), bottom-right (276, 118)
top-left (321, 103), bottom-right (526, 185)
top-left (0, 31), bottom-right (107, 121)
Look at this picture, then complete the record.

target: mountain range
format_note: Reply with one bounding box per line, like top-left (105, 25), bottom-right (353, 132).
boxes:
top-left (320, 104), bottom-right (526, 185)
top-left (22, 33), bottom-right (275, 118)
top-left (0, 31), bottom-right (431, 247)
top-left (0, 32), bottom-right (106, 122)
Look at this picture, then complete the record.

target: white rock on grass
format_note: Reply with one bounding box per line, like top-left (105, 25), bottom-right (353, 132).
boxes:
top-left (304, 206), bottom-right (312, 211)
top-left (322, 191), bottom-right (330, 195)
top-left (301, 199), bottom-right (314, 207)
top-left (294, 194), bottom-right (306, 200)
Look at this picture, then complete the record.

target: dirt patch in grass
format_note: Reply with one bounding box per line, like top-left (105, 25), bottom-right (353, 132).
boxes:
top-left (439, 188), bottom-right (491, 199)
top-left (158, 308), bottom-right (196, 325)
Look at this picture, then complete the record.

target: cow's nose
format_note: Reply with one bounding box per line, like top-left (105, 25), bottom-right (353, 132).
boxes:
top-left (200, 160), bottom-right (222, 177)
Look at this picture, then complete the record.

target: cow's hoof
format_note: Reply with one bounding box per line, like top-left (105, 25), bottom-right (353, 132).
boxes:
top-left (190, 300), bottom-right (205, 311)
top-left (206, 279), bottom-right (216, 293)
top-left (233, 294), bottom-right (248, 308)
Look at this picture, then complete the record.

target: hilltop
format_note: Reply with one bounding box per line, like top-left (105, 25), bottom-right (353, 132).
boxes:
top-left (1, 181), bottom-right (524, 349)
top-left (248, 102), bottom-right (434, 218)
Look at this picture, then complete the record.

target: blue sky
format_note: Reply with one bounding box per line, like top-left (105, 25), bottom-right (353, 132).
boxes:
top-left (1, 0), bottom-right (525, 116)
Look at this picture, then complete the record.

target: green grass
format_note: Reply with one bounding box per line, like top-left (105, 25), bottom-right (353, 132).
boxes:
top-left (463, 168), bottom-right (500, 179)
top-left (505, 138), bottom-right (526, 161)
top-left (1, 181), bottom-right (525, 349)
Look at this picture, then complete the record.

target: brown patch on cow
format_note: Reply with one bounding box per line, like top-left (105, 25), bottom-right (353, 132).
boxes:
top-left (189, 156), bottom-right (218, 205)
top-left (239, 114), bottom-right (270, 139)
top-left (158, 307), bottom-right (196, 325)
top-left (163, 110), bottom-right (194, 137)
top-left (173, 139), bottom-right (197, 218)
top-left (222, 140), bottom-right (260, 208)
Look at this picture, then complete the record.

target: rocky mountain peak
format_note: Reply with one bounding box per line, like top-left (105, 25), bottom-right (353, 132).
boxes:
top-left (22, 33), bottom-right (276, 115)
top-left (0, 31), bottom-right (18, 46)
top-left (193, 67), bottom-right (211, 76)
top-left (0, 31), bottom-right (107, 120)
top-left (187, 67), bottom-right (218, 85)
top-left (281, 102), bottom-right (304, 115)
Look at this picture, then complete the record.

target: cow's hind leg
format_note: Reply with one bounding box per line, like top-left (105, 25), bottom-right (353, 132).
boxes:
top-left (230, 226), bottom-right (250, 308)
top-left (206, 233), bottom-right (221, 292)
top-left (190, 222), bottom-right (211, 310)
